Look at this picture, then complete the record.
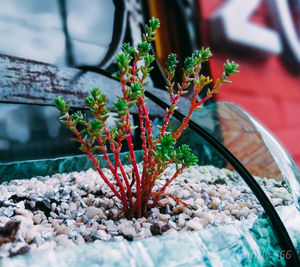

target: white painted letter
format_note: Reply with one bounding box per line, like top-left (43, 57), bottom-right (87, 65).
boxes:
top-left (210, 0), bottom-right (282, 55)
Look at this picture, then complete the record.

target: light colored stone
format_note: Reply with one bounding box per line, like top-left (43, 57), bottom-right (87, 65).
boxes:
top-left (61, 202), bottom-right (69, 210)
top-left (157, 214), bottom-right (170, 222)
top-left (202, 213), bottom-right (214, 223)
top-left (272, 198), bottom-right (283, 206)
top-left (211, 197), bottom-right (221, 210)
top-left (97, 230), bottom-right (110, 241)
top-left (35, 241), bottom-right (56, 251)
top-left (177, 214), bottom-right (186, 227)
top-left (26, 229), bottom-right (41, 243)
top-left (106, 220), bottom-right (118, 232)
top-left (186, 219), bottom-right (203, 230)
top-left (85, 206), bottom-right (104, 219)
top-left (69, 202), bottom-right (77, 212)
top-left (55, 225), bottom-right (69, 235)
top-left (194, 198), bottom-right (204, 206)
top-left (33, 214), bottom-right (42, 224)
top-left (118, 223), bottom-right (135, 236)
top-left (55, 234), bottom-right (75, 247)
top-left (231, 189), bottom-right (240, 200)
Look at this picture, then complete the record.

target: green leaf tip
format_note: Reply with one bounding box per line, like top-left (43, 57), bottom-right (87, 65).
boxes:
top-left (167, 53), bottom-right (178, 72)
top-left (122, 43), bottom-right (134, 55)
top-left (53, 96), bottom-right (69, 112)
top-left (176, 145), bottom-right (198, 167)
top-left (149, 17), bottom-right (160, 31)
top-left (89, 120), bottom-right (103, 131)
top-left (224, 60), bottom-right (239, 77)
top-left (137, 42), bottom-right (151, 55)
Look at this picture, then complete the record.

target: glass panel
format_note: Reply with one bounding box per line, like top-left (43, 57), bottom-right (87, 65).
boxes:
top-left (0, 103), bottom-right (78, 163)
top-left (1, 101), bottom-right (298, 265)
top-left (190, 102), bottom-right (300, 210)
top-left (0, 103), bottom-right (136, 163)
top-left (0, 0), bottom-right (114, 66)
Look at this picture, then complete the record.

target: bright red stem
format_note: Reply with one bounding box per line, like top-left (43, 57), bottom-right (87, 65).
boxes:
top-left (172, 85), bottom-right (212, 140)
top-left (138, 96), bottom-right (154, 158)
top-left (104, 128), bottom-right (133, 202)
top-left (153, 166), bottom-right (185, 206)
top-left (67, 118), bottom-right (122, 201)
top-left (125, 113), bottom-right (142, 217)
top-left (86, 152), bottom-right (122, 200)
top-left (158, 79), bottom-right (188, 141)
top-left (97, 139), bottom-right (128, 212)
top-left (138, 105), bottom-right (149, 189)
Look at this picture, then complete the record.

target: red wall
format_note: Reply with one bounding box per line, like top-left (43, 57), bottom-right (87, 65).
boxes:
top-left (198, 0), bottom-right (300, 167)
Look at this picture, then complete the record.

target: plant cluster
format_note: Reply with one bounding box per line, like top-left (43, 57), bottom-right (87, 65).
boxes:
top-left (54, 18), bottom-right (239, 218)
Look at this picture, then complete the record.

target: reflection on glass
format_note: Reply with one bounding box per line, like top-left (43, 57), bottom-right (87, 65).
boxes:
top-left (0, 0), bottom-right (114, 66)
top-left (190, 102), bottom-right (300, 210)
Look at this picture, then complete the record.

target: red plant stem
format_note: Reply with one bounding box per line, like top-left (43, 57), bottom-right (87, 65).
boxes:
top-left (131, 56), bottom-right (139, 82)
top-left (160, 166), bottom-right (185, 193)
top-left (65, 117), bottom-right (122, 201)
top-left (96, 138), bottom-right (128, 212)
top-left (138, 96), bottom-right (157, 213)
top-left (138, 96), bottom-right (155, 160)
top-left (172, 85), bottom-right (214, 140)
top-left (104, 128), bottom-right (133, 202)
top-left (119, 72), bottom-right (142, 215)
top-left (138, 105), bottom-right (149, 188)
top-left (116, 139), bottom-right (133, 201)
top-left (121, 76), bottom-right (127, 96)
top-left (125, 113), bottom-right (142, 217)
top-left (86, 152), bottom-right (122, 200)
top-left (142, 158), bottom-right (176, 214)
top-left (152, 166), bottom-right (185, 206)
top-left (83, 120), bottom-right (129, 211)
top-left (150, 192), bottom-right (188, 207)
top-left (158, 78), bottom-right (189, 141)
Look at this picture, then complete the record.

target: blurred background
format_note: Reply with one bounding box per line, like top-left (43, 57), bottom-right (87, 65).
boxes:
top-left (0, 0), bottom-right (299, 167)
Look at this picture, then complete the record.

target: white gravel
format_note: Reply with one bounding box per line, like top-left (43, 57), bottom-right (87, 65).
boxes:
top-left (0, 164), bottom-right (293, 259)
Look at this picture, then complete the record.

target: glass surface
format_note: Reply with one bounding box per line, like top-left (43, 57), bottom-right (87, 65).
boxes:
top-left (0, 103), bottom-right (136, 163)
top-left (0, 101), bottom-right (299, 265)
top-left (191, 102), bottom-right (300, 210)
top-left (0, 0), bottom-right (114, 66)
top-left (0, 103), bottom-right (78, 163)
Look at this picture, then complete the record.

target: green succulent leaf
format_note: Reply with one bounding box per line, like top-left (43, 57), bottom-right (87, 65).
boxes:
top-left (149, 17), bottom-right (160, 31)
top-left (183, 57), bottom-right (195, 74)
top-left (122, 43), bottom-right (134, 55)
top-left (137, 42), bottom-right (151, 55)
top-left (223, 60), bottom-right (239, 78)
top-left (113, 99), bottom-right (128, 114)
top-left (91, 88), bottom-right (100, 98)
top-left (176, 145), bottom-right (198, 167)
top-left (154, 134), bottom-right (176, 164)
top-left (89, 120), bottom-right (103, 131)
top-left (144, 54), bottom-right (154, 66)
top-left (53, 96), bottom-right (69, 113)
top-left (200, 47), bottom-right (212, 61)
top-left (167, 53), bottom-right (178, 72)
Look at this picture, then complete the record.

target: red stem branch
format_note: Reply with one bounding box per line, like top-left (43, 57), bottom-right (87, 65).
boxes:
top-left (158, 78), bottom-right (189, 141)
top-left (104, 128), bottom-right (133, 202)
top-left (152, 165), bottom-right (185, 206)
top-left (97, 138), bottom-right (128, 212)
top-left (125, 113), bottom-right (142, 217)
top-left (66, 117), bottom-right (122, 201)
